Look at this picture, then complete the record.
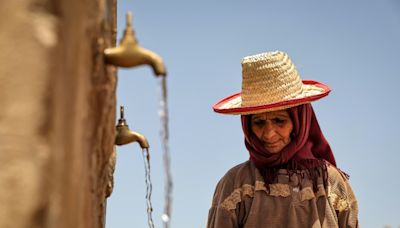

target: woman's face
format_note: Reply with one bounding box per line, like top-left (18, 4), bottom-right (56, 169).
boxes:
top-left (250, 110), bottom-right (293, 153)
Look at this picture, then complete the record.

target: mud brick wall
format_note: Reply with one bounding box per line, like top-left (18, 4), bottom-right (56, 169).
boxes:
top-left (0, 0), bottom-right (117, 227)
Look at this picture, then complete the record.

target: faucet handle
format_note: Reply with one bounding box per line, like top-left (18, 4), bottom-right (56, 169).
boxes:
top-left (126, 11), bottom-right (132, 28)
top-left (117, 106), bottom-right (128, 126)
top-left (120, 106), bottom-right (125, 119)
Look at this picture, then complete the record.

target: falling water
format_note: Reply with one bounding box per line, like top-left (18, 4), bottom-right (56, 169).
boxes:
top-left (158, 77), bottom-right (173, 228)
top-left (142, 148), bottom-right (155, 228)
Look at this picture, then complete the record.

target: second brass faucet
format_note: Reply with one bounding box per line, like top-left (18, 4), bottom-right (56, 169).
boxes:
top-left (115, 106), bottom-right (149, 149)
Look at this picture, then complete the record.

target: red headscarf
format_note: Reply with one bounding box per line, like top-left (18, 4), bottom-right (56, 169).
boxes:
top-left (241, 104), bottom-right (336, 190)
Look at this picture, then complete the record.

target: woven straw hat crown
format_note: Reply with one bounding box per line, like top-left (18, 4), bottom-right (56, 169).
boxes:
top-left (241, 51), bottom-right (303, 107)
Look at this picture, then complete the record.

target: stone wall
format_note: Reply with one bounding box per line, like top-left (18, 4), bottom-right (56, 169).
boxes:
top-left (0, 0), bottom-right (117, 227)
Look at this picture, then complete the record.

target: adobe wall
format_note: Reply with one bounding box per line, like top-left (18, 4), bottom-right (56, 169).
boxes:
top-left (0, 0), bottom-right (117, 227)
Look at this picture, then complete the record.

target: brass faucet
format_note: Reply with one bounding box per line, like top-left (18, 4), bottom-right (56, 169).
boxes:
top-left (104, 12), bottom-right (167, 76)
top-left (115, 106), bottom-right (149, 148)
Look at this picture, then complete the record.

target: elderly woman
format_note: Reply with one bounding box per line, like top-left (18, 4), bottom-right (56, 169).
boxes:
top-left (207, 51), bottom-right (359, 228)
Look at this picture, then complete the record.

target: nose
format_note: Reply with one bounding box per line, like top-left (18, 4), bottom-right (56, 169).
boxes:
top-left (262, 121), bottom-right (277, 142)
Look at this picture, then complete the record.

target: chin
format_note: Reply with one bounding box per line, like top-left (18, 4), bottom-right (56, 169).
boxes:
top-left (265, 147), bottom-right (283, 154)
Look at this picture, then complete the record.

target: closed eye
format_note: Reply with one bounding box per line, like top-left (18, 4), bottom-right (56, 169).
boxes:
top-left (252, 119), bottom-right (266, 128)
top-left (272, 118), bottom-right (286, 125)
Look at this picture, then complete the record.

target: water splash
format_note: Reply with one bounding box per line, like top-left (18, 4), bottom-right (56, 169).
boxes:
top-left (142, 148), bottom-right (155, 228)
top-left (158, 77), bottom-right (173, 228)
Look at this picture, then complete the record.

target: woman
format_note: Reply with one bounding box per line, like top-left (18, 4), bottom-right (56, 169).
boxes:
top-left (207, 51), bottom-right (359, 228)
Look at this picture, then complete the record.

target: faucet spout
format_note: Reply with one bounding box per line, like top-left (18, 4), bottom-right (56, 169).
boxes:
top-left (133, 46), bottom-right (167, 76)
top-left (128, 130), bottom-right (150, 149)
top-left (104, 12), bottom-right (167, 76)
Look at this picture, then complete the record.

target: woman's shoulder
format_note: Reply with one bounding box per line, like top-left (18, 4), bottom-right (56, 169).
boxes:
top-left (214, 160), bottom-right (257, 191)
top-left (222, 160), bottom-right (257, 182)
top-left (210, 160), bottom-right (257, 207)
top-left (326, 162), bottom-right (350, 184)
top-left (225, 160), bottom-right (253, 174)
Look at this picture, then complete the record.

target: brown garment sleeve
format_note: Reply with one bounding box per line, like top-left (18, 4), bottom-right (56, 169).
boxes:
top-left (207, 172), bottom-right (240, 228)
top-left (207, 206), bottom-right (238, 228)
top-left (337, 179), bottom-right (359, 228)
top-left (328, 165), bottom-right (359, 228)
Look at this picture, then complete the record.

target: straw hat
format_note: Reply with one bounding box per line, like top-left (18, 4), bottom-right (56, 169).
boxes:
top-left (213, 51), bottom-right (331, 115)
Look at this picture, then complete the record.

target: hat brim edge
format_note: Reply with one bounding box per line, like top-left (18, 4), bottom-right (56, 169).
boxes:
top-left (213, 80), bottom-right (331, 115)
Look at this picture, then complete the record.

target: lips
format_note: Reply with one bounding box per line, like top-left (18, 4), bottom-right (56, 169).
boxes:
top-left (264, 142), bottom-right (280, 148)
top-left (263, 142), bottom-right (283, 153)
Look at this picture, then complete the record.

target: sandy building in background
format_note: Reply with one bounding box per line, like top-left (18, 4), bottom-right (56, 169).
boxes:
top-left (0, 0), bottom-right (117, 227)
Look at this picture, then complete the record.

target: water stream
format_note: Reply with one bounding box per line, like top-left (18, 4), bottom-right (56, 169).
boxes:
top-left (158, 77), bottom-right (173, 228)
top-left (141, 148), bottom-right (155, 228)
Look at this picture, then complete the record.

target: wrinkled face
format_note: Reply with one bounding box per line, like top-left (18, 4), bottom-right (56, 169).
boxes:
top-left (250, 110), bottom-right (294, 153)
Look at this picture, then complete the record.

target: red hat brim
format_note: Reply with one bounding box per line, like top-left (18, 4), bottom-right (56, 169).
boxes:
top-left (213, 80), bottom-right (331, 115)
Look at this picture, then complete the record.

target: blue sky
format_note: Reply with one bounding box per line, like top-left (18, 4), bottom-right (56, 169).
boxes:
top-left (106, 1), bottom-right (400, 227)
